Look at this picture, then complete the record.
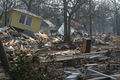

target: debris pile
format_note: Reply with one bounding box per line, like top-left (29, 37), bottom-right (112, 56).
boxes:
top-left (0, 27), bottom-right (120, 79)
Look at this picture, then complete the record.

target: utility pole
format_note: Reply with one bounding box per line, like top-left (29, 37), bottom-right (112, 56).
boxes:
top-left (63, 0), bottom-right (68, 42)
top-left (89, 0), bottom-right (92, 39)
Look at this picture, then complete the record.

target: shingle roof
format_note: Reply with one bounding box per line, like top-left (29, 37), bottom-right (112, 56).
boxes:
top-left (13, 9), bottom-right (43, 19)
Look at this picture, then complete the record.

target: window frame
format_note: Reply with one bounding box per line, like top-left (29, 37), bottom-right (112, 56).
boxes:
top-left (18, 14), bottom-right (33, 27)
top-left (19, 14), bottom-right (26, 25)
top-left (25, 16), bottom-right (33, 26)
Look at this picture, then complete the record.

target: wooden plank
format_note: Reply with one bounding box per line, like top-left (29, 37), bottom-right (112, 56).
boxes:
top-left (40, 50), bottom-right (108, 62)
top-left (88, 74), bottom-right (120, 80)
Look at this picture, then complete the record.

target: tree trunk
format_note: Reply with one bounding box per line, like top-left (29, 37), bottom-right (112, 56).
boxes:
top-left (67, 15), bottom-right (72, 42)
top-left (116, 15), bottom-right (120, 35)
top-left (21, 0), bottom-right (33, 11)
top-left (4, 11), bottom-right (7, 26)
top-left (114, 0), bottom-right (119, 35)
top-left (0, 39), bottom-right (11, 71)
top-left (27, 3), bottom-right (32, 11)
top-left (63, 0), bottom-right (68, 42)
top-left (89, 0), bottom-right (92, 39)
top-left (4, 0), bottom-right (8, 26)
top-left (113, 18), bottom-right (116, 35)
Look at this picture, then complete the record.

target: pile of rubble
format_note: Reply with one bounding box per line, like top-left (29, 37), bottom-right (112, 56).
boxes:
top-left (1, 27), bottom-right (120, 80)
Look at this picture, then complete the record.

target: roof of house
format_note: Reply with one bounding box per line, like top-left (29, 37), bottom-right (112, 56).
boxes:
top-left (13, 9), bottom-right (43, 19)
top-left (40, 20), bottom-right (55, 28)
top-left (44, 20), bottom-right (55, 28)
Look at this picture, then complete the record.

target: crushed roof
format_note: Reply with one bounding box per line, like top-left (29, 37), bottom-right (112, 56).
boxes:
top-left (13, 9), bottom-right (43, 19)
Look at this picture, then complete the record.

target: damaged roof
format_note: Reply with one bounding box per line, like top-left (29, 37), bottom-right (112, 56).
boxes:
top-left (43, 20), bottom-right (55, 27)
top-left (13, 9), bottom-right (43, 19)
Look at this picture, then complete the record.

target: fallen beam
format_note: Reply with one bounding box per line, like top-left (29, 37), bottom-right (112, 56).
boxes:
top-left (87, 68), bottom-right (117, 80)
top-left (41, 50), bottom-right (109, 62)
top-left (88, 74), bottom-right (120, 80)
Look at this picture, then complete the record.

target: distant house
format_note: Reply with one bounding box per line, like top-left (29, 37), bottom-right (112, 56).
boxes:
top-left (40, 20), bottom-right (56, 33)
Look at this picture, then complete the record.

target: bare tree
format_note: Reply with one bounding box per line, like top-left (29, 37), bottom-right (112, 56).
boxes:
top-left (89, 0), bottom-right (92, 39)
top-left (21, 0), bottom-right (44, 11)
top-left (21, 0), bottom-right (34, 11)
top-left (63, 0), bottom-right (68, 42)
top-left (0, 0), bottom-right (17, 26)
top-left (110, 0), bottom-right (120, 35)
top-left (63, 0), bottom-right (88, 42)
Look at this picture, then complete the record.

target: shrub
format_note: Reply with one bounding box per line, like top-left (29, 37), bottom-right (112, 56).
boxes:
top-left (8, 53), bottom-right (59, 80)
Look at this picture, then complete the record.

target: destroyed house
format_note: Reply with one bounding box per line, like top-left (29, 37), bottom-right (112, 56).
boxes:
top-left (0, 9), bottom-right (56, 33)
top-left (9, 9), bottom-right (44, 32)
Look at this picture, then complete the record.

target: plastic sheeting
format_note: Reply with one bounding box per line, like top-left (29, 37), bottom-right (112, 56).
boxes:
top-left (58, 23), bottom-right (75, 36)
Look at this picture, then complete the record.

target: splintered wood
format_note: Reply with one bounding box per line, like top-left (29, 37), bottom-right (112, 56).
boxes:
top-left (1, 27), bottom-right (120, 80)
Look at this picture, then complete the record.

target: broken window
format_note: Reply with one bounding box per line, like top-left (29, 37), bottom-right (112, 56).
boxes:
top-left (19, 14), bottom-right (26, 24)
top-left (26, 16), bottom-right (32, 26)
